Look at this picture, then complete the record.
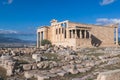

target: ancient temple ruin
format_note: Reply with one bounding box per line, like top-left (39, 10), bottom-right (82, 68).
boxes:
top-left (37, 19), bottom-right (119, 49)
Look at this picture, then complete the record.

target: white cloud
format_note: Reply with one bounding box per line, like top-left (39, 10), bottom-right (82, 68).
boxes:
top-left (100, 0), bottom-right (115, 5)
top-left (0, 29), bottom-right (18, 34)
top-left (3, 0), bottom-right (13, 5)
top-left (8, 0), bottom-right (13, 4)
top-left (96, 18), bottom-right (120, 25)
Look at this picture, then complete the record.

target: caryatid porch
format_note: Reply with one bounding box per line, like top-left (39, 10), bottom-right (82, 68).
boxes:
top-left (68, 26), bottom-right (92, 48)
top-left (68, 26), bottom-right (91, 39)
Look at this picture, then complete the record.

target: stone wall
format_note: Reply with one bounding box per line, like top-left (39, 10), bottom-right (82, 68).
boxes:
top-left (47, 26), bottom-right (53, 42)
top-left (76, 39), bottom-right (91, 48)
top-left (91, 26), bottom-right (115, 47)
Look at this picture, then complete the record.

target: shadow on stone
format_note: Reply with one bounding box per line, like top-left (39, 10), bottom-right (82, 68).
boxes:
top-left (91, 35), bottom-right (102, 47)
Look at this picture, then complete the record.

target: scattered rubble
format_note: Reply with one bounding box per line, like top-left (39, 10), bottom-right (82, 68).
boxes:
top-left (0, 47), bottom-right (120, 80)
top-left (97, 69), bottom-right (120, 80)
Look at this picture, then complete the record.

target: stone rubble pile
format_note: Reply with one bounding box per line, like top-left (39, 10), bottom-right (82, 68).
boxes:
top-left (0, 47), bottom-right (120, 80)
top-left (0, 54), bottom-right (16, 76)
top-left (97, 69), bottom-right (120, 80)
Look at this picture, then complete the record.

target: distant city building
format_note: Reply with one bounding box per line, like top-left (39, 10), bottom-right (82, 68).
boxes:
top-left (37, 19), bottom-right (118, 49)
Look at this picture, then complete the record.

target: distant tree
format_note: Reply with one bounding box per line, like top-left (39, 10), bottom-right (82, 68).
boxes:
top-left (41, 39), bottom-right (51, 46)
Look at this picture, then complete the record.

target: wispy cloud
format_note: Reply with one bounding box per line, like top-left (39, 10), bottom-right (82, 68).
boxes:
top-left (3, 0), bottom-right (13, 5)
top-left (8, 0), bottom-right (13, 4)
top-left (100, 0), bottom-right (115, 6)
top-left (0, 29), bottom-right (18, 34)
top-left (96, 18), bottom-right (120, 25)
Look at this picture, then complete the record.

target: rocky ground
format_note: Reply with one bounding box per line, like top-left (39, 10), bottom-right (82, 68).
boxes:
top-left (0, 46), bottom-right (120, 80)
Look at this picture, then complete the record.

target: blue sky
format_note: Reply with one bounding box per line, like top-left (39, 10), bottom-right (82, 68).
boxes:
top-left (0, 0), bottom-right (120, 34)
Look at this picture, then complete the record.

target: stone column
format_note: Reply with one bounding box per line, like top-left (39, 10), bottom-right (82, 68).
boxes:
top-left (71, 30), bottom-right (73, 38)
top-left (64, 28), bottom-right (66, 39)
top-left (41, 32), bottom-right (43, 40)
top-left (116, 27), bottom-right (118, 45)
top-left (73, 30), bottom-right (75, 38)
top-left (84, 30), bottom-right (86, 39)
top-left (37, 32), bottom-right (41, 48)
top-left (62, 28), bottom-right (65, 41)
top-left (75, 29), bottom-right (77, 38)
top-left (37, 32), bottom-right (41, 47)
top-left (80, 30), bottom-right (82, 39)
top-left (37, 32), bottom-right (39, 48)
top-left (56, 28), bottom-right (58, 42)
top-left (89, 31), bottom-right (91, 39)
top-left (59, 28), bottom-right (61, 41)
top-left (40, 32), bottom-right (42, 46)
top-left (58, 28), bottom-right (60, 41)
top-left (70, 30), bottom-right (71, 38)
top-left (54, 28), bottom-right (57, 42)
top-left (69, 30), bottom-right (71, 38)
top-left (60, 28), bottom-right (62, 41)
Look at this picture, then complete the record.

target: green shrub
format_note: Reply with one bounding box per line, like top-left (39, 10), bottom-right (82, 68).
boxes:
top-left (41, 39), bottom-right (51, 46)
